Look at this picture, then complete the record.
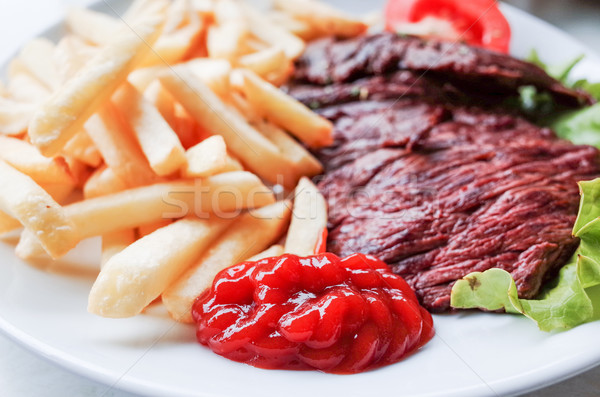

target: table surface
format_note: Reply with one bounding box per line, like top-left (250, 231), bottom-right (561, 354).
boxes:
top-left (1, 1), bottom-right (599, 396)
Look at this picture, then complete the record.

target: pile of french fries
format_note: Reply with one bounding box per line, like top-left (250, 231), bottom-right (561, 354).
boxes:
top-left (0, 0), bottom-right (365, 323)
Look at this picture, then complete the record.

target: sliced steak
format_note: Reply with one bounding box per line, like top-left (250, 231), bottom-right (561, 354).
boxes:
top-left (289, 33), bottom-right (600, 312)
top-left (294, 33), bottom-right (594, 107)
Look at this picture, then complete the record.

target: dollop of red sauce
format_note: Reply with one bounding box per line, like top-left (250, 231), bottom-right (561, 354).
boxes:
top-left (192, 253), bottom-right (434, 374)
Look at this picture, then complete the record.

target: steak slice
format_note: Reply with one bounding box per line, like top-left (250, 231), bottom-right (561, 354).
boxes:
top-left (294, 33), bottom-right (594, 107)
top-left (289, 33), bottom-right (600, 312)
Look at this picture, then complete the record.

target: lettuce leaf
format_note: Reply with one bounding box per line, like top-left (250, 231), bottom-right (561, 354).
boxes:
top-left (551, 103), bottom-right (600, 147)
top-left (451, 179), bottom-right (600, 331)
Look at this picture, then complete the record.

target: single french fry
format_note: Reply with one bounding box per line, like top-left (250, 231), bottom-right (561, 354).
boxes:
top-left (101, 229), bottom-right (137, 268)
top-left (53, 35), bottom-right (98, 85)
top-left (138, 219), bottom-right (172, 237)
top-left (228, 91), bottom-right (262, 124)
top-left (237, 47), bottom-right (288, 80)
top-left (128, 66), bottom-right (166, 92)
top-left (160, 70), bottom-right (297, 186)
top-left (66, 7), bottom-right (122, 46)
top-left (206, 23), bottom-right (247, 60)
top-left (213, 0), bottom-right (247, 26)
top-left (16, 171), bottom-right (275, 260)
top-left (183, 135), bottom-right (242, 178)
top-left (255, 121), bottom-right (323, 178)
top-left (0, 98), bottom-right (36, 136)
top-left (139, 0), bottom-right (205, 67)
top-left (0, 136), bottom-right (74, 185)
top-left (273, 0), bottom-right (367, 39)
top-left (85, 104), bottom-right (157, 187)
top-left (89, 217), bottom-right (230, 318)
top-left (70, 171), bottom-right (274, 238)
top-left (268, 10), bottom-right (319, 41)
top-left (284, 177), bottom-right (328, 256)
top-left (113, 83), bottom-right (186, 176)
top-left (143, 81), bottom-right (176, 127)
top-left (63, 131), bottom-right (103, 168)
top-left (0, 210), bottom-right (21, 235)
top-left (162, 200), bottom-right (292, 322)
top-left (241, 4), bottom-right (305, 60)
top-left (17, 38), bottom-right (60, 91)
top-left (7, 72), bottom-right (51, 103)
top-left (246, 244), bottom-right (284, 262)
top-left (0, 160), bottom-right (78, 258)
top-left (183, 58), bottom-right (231, 98)
top-left (83, 165), bottom-right (128, 199)
top-left (234, 69), bottom-right (333, 148)
top-left (28, 11), bottom-right (165, 156)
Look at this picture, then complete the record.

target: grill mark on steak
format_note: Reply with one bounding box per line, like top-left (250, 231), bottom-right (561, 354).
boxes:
top-left (290, 33), bottom-right (600, 312)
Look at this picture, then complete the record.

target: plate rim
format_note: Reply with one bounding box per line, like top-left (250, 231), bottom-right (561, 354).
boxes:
top-left (1, 1), bottom-right (600, 397)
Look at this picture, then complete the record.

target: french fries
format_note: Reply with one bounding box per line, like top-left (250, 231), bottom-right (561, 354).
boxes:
top-left (89, 217), bottom-right (230, 318)
top-left (0, 136), bottom-right (74, 185)
top-left (160, 69), bottom-right (298, 186)
top-left (28, 10), bottom-right (165, 156)
top-left (101, 229), bottom-right (136, 268)
top-left (0, 160), bottom-right (78, 258)
top-left (0, 0), bottom-right (360, 325)
top-left (66, 7), bottom-right (122, 46)
top-left (70, 171), bottom-right (274, 240)
top-left (112, 83), bottom-right (186, 176)
top-left (162, 200), bottom-right (292, 322)
top-left (7, 72), bottom-right (51, 104)
top-left (284, 177), bottom-right (328, 256)
top-left (273, 0), bottom-right (368, 39)
top-left (233, 69), bottom-right (333, 148)
top-left (0, 98), bottom-right (36, 136)
top-left (15, 39), bottom-right (60, 92)
top-left (183, 135), bottom-right (242, 178)
top-left (63, 131), bottom-right (103, 168)
top-left (238, 47), bottom-right (289, 81)
top-left (17, 171), bottom-right (275, 261)
top-left (85, 104), bottom-right (157, 187)
top-left (254, 120), bottom-right (323, 178)
top-left (83, 166), bottom-right (128, 199)
top-left (242, 4), bottom-right (305, 60)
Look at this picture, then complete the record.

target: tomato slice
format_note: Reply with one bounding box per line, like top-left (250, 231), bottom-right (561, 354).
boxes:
top-left (385, 0), bottom-right (511, 53)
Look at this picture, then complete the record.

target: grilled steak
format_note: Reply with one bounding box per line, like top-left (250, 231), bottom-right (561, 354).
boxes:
top-left (289, 33), bottom-right (600, 312)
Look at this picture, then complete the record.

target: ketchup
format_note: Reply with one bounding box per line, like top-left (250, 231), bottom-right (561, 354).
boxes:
top-left (192, 253), bottom-right (434, 374)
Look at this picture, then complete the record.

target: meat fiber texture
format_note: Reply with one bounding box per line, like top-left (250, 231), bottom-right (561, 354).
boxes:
top-left (289, 33), bottom-right (600, 312)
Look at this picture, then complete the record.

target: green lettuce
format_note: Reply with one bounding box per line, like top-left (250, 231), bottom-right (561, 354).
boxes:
top-left (451, 179), bottom-right (600, 331)
top-left (551, 103), bottom-right (600, 148)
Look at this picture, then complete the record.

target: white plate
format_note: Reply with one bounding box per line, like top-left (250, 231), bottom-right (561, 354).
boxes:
top-left (2, 1), bottom-right (600, 397)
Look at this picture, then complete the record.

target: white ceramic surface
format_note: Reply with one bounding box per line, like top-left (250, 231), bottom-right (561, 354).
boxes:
top-left (1, 1), bottom-right (600, 397)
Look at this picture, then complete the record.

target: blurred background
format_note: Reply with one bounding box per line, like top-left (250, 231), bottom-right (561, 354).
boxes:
top-left (505, 0), bottom-right (600, 53)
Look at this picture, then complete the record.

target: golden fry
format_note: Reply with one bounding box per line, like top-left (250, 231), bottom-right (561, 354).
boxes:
top-left (85, 104), bottom-right (157, 187)
top-left (28, 11), bottom-right (165, 156)
top-left (233, 69), bottom-right (333, 148)
top-left (284, 177), bottom-right (328, 256)
top-left (89, 217), bottom-right (230, 318)
top-left (113, 83), bottom-right (186, 176)
top-left (162, 200), bottom-right (292, 322)
top-left (0, 160), bottom-right (78, 258)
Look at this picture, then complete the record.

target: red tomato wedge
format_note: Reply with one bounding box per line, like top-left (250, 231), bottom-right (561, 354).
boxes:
top-left (385, 0), bottom-right (511, 53)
